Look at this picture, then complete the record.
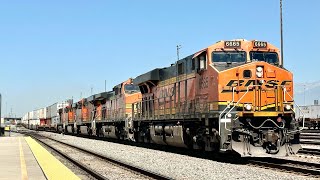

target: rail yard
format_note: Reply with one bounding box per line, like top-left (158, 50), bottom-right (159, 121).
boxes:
top-left (11, 38), bottom-right (320, 179)
top-left (14, 127), bottom-right (319, 179)
top-left (1, 1), bottom-right (320, 180)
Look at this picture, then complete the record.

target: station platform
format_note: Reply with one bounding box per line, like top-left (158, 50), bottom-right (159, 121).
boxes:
top-left (0, 133), bottom-right (80, 180)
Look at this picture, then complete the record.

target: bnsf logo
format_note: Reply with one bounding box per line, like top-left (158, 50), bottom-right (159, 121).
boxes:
top-left (222, 80), bottom-right (292, 93)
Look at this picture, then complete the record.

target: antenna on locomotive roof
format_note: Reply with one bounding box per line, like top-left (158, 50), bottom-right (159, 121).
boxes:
top-left (177, 45), bottom-right (182, 61)
top-left (280, 0), bottom-right (284, 68)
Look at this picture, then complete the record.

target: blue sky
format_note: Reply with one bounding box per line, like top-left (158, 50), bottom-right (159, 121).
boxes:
top-left (0, 0), bottom-right (319, 117)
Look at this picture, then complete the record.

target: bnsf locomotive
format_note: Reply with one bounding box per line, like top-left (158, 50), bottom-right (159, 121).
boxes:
top-left (23, 39), bottom-right (303, 157)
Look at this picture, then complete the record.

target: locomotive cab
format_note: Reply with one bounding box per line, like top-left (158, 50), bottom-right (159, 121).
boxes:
top-left (209, 40), bottom-right (301, 156)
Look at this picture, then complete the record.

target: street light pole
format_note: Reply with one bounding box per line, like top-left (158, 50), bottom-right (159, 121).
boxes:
top-left (280, 0), bottom-right (284, 67)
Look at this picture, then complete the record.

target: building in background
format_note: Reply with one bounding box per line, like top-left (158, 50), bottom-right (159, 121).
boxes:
top-left (0, 117), bottom-right (22, 127)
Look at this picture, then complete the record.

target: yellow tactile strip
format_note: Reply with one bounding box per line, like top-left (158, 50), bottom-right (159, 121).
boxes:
top-left (24, 137), bottom-right (80, 180)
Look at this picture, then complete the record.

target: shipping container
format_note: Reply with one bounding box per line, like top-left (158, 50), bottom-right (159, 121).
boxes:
top-left (297, 105), bottom-right (320, 120)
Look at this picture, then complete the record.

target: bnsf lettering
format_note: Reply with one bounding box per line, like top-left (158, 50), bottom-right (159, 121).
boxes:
top-left (222, 80), bottom-right (292, 93)
top-left (199, 77), bottom-right (209, 89)
top-left (281, 80), bottom-right (292, 86)
top-left (226, 80), bottom-right (245, 87)
top-left (225, 80), bottom-right (291, 87)
top-left (265, 80), bottom-right (279, 88)
top-left (226, 80), bottom-right (258, 87)
top-left (159, 87), bottom-right (175, 98)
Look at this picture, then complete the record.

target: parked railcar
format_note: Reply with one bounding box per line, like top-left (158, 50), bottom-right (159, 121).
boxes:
top-left (296, 104), bottom-right (320, 129)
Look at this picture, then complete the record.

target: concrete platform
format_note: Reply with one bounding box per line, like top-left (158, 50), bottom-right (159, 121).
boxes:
top-left (0, 136), bottom-right (80, 180)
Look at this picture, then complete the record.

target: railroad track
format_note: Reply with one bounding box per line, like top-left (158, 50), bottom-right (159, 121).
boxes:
top-left (19, 129), bottom-right (320, 178)
top-left (247, 157), bottom-right (320, 177)
top-left (22, 131), bottom-right (172, 180)
top-left (298, 148), bottom-right (320, 156)
top-left (300, 132), bottom-right (320, 145)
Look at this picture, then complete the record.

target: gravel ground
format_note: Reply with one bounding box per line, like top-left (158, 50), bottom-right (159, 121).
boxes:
top-left (40, 138), bottom-right (147, 180)
top-left (39, 141), bottom-right (95, 180)
top-left (280, 154), bottom-right (320, 164)
top-left (38, 132), bottom-right (314, 180)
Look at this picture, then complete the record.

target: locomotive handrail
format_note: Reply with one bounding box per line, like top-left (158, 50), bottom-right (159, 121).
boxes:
top-left (218, 87), bottom-right (236, 134)
top-left (219, 84), bottom-right (305, 134)
top-left (281, 86), bottom-right (305, 132)
top-left (248, 119), bottom-right (285, 129)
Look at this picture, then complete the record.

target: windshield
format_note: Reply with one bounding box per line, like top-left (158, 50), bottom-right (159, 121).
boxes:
top-left (212, 51), bottom-right (246, 63)
top-left (124, 84), bottom-right (140, 94)
top-left (250, 51), bottom-right (279, 64)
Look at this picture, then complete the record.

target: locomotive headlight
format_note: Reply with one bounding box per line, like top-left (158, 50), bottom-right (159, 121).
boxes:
top-left (256, 71), bottom-right (263, 78)
top-left (244, 104), bottom-right (252, 111)
top-left (284, 104), bottom-right (291, 111)
top-left (256, 66), bottom-right (263, 78)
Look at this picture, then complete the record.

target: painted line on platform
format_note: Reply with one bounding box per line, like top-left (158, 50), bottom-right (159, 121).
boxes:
top-left (19, 137), bottom-right (28, 180)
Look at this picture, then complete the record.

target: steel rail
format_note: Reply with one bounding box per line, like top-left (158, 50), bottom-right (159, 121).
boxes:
top-left (247, 157), bottom-right (320, 177)
top-left (298, 148), bottom-right (320, 156)
top-left (28, 133), bottom-right (108, 180)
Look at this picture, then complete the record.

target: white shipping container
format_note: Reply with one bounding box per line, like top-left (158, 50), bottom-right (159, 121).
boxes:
top-left (47, 101), bottom-right (69, 119)
top-left (33, 109), bottom-right (40, 120)
top-left (46, 107), bottom-right (51, 119)
top-left (49, 103), bottom-right (58, 118)
top-left (298, 105), bottom-right (320, 119)
top-left (39, 107), bottom-right (46, 119)
top-left (28, 111), bottom-right (34, 120)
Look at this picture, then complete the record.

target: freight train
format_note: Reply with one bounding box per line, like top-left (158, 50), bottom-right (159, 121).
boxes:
top-left (22, 39), bottom-right (304, 157)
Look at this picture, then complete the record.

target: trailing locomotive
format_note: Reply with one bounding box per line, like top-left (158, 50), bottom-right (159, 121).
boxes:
top-left (22, 39), bottom-right (303, 157)
top-left (59, 78), bottom-right (141, 140)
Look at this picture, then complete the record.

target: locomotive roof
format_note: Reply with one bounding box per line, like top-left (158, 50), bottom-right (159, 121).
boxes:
top-left (133, 55), bottom-right (194, 86)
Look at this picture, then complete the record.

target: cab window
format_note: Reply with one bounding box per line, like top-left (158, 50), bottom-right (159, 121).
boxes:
top-left (212, 51), bottom-right (246, 63)
top-left (124, 84), bottom-right (140, 94)
top-left (250, 51), bottom-right (279, 64)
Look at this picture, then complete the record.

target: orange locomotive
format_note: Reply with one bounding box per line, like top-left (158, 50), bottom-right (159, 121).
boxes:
top-left (60, 78), bottom-right (141, 139)
top-left (132, 39), bottom-right (302, 157)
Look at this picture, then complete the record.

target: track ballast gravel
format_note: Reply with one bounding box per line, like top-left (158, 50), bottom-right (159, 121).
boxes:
top-left (38, 132), bottom-right (311, 180)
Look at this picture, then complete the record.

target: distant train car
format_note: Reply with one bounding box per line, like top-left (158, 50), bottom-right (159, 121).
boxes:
top-left (297, 104), bottom-right (320, 129)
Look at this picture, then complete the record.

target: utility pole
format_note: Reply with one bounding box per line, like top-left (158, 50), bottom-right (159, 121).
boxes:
top-left (91, 87), bottom-right (93, 95)
top-left (304, 84), bottom-right (306, 106)
top-left (176, 45), bottom-right (181, 61)
top-left (280, 0), bottom-right (284, 67)
top-left (105, 80), bottom-right (106, 92)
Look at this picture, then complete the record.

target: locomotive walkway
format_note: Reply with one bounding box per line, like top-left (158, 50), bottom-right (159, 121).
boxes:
top-left (0, 133), bottom-right (79, 180)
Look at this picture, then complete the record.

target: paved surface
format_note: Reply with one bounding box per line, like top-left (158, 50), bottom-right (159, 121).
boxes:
top-left (0, 136), bottom-right (79, 180)
top-left (0, 136), bottom-right (45, 180)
